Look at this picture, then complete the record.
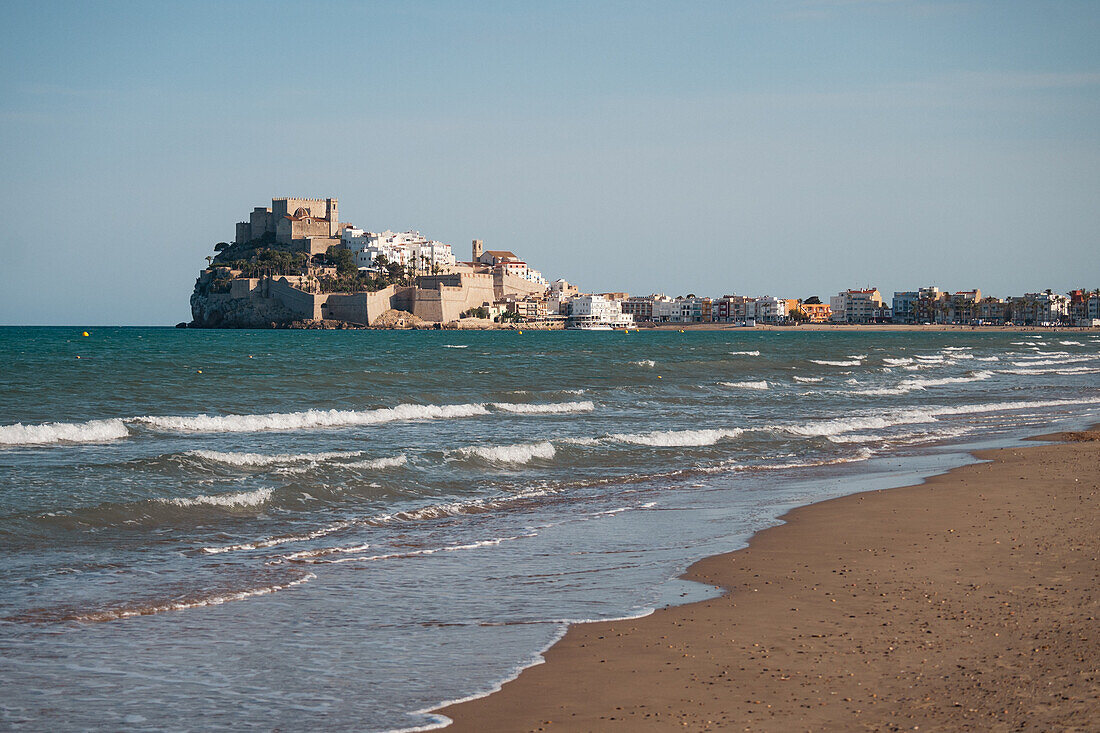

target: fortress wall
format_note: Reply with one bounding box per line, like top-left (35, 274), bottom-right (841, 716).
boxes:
top-left (229, 278), bottom-right (261, 299)
top-left (269, 278), bottom-right (322, 320)
top-left (495, 272), bottom-right (546, 300)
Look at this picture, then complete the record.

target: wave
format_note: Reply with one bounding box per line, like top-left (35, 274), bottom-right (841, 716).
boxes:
top-left (202, 521), bottom-right (352, 554)
top-left (187, 449), bottom-right (365, 467)
top-left (0, 418), bottom-right (129, 446)
top-left (811, 359), bottom-right (861, 366)
top-left (1009, 356), bottom-right (1092, 367)
top-left (1000, 365), bottom-right (1100, 376)
top-left (134, 402), bottom-right (490, 434)
top-left (719, 380), bottom-right (769, 390)
top-left (883, 357), bottom-right (913, 366)
top-left (291, 536), bottom-right (527, 565)
top-left (792, 376), bottom-right (823, 383)
top-left (779, 396), bottom-right (1100, 437)
top-left (490, 401), bottom-right (595, 414)
top-left (942, 347), bottom-right (972, 351)
top-left (350, 454), bottom-right (408, 470)
top-left (632, 359), bottom-right (656, 367)
top-left (158, 487), bottom-right (274, 508)
top-left (454, 441), bottom-right (556, 464)
top-left (18, 572), bottom-right (317, 624)
top-left (610, 428), bottom-right (744, 447)
top-left (728, 350), bottom-right (760, 356)
top-left (442, 345), bottom-right (468, 349)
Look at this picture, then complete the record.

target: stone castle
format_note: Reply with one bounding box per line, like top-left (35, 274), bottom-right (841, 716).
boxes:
top-left (195, 197), bottom-right (549, 328)
top-left (235, 197), bottom-right (341, 255)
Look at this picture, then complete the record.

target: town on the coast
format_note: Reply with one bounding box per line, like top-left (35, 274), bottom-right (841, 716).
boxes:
top-left (188, 196), bottom-right (1100, 330)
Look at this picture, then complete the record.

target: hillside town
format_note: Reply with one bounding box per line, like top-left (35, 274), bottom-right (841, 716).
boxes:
top-left (189, 196), bottom-right (1100, 329)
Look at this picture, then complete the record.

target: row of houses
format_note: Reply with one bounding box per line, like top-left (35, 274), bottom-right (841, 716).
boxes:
top-left (519, 287), bottom-right (1100, 327)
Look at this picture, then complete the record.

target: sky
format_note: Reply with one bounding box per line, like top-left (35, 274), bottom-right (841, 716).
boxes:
top-left (1, 0), bottom-right (1098, 325)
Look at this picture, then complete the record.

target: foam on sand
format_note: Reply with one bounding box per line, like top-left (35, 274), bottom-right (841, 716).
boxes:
top-left (454, 441), bottom-right (556, 464)
top-left (719, 380), bottom-right (769, 390)
top-left (490, 401), bottom-right (595, 414)
top-left (0, 418), bottom-right (130, 446)
top-left (610, 428), bottom-right (744, 447)
top-left (134, 402), bottom-right (491, 433)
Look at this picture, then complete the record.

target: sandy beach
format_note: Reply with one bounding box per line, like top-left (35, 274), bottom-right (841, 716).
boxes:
top-left (436, 429), bottom-right (1100, 731)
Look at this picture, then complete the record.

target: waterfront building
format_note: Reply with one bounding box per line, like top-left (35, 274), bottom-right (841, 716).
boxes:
top-left (830, 289), bottom-right (883, 324)
top-left (891, 291), bottom-right (919, 324)
top-left (748, 296), bottom-right (787, 324)
top-left (713, 295), bottom-right (752, 324)
top-left (799, 302), bottom-right (831, 323)
top-left (567, 295), bottom-right (635, 329)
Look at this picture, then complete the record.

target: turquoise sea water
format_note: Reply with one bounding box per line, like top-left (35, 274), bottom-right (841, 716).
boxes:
top-left (1, 326), bottom-right (1098, 730)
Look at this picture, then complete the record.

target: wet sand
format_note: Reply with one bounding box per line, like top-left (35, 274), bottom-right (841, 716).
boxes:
top-left (435, 430), bottom-right (1100, 731)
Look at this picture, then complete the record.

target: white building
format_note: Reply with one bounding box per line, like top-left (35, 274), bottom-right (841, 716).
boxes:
top-left (341, 228), bottom-right (456, 272)
top-left (568, 295), bottom-right (635, 329)
top-left (747, 296), bottom-right (787, 324)
top-left (830, 289), bottom-right (883, 324)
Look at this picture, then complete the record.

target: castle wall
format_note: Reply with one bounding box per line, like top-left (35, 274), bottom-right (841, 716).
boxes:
top-left (249, 208), bottom-right (274, 241)
top-left (268, 277), bottom-right (322, 320)
top-left (495, 272), bottom-right (547, 300)
top-left (229, 278), bottom-right (261, 299)
top-left (320, 285), bottom-right (400, 325)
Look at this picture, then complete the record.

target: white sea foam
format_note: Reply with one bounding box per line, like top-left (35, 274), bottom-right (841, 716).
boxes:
top-left (1009, 356), bottom-right (1092, 367)
top-left (0, 418), bottom-right (130, 446)
top-left (974, 356), bottom-right (1000, 361)
top-left (295, 536), bottom-right (527, 565)
top-left (454, 441), bottom-right (556, 464)
top-left (188, 449), bottom-right (366, 467)
top-left (201, 521), bottom-right (352, 554)
top-left (1000, 365), bottom-right (1100, 376)
top-left (70, 572), bottom-right (316, 623)
top-left (904, 371), bottom-right (994, 389)
top-left (811, 359), bottom-right (861, 366)
top-left (610, 428), bottom-right (744, 447)
top-left (793, 376), bottom-right (824, 383)
top-left (942, 346), bottom-right (972, 351)
top-left (914, 354), bottom-right (946, 363)
top-left (134, 402), bottom-right (490, 433)
top-left (490, 401), bottom-right (595, 414)
top-left (632, 359), bottom-right (657, 367)
top-left (160, 487), bottom-right (275, 508)
top-left (883, 357), bottom-right (914, 366)
top-left (350, 454), bottom-right (408, 470)
top-left (442, 345), bottom-right (468, 349)
top-left (728, 350), bottom-right (761, 356)
top-left (719, 380), bottom-right (769, 390)
top-left (781, 396), bottom-right (1100, 437)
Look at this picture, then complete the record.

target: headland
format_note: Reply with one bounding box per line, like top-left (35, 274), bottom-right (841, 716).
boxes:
top-left (185, 196), bottom-right (1099, 330)
top-left (435, 428), bottom-right (1100, 731)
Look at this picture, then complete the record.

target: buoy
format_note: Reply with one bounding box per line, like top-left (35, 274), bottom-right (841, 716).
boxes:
top-left (518, 330), bottom-right (523, 334)
top-left (82, 331), bottom-right (89, 337)
top-left (657, 375), bottom-right (662, 378)
top-left (197, 370), bottom-right (202, 373)
top-left (76, 356), bottom-right (81, 359)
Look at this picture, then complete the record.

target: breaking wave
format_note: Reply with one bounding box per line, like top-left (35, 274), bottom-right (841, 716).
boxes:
top-left (454, 441), bottom-right (556, 464)
top-left (719, 380), bottom-right (769, 390)
top-left (852, 371), bottom-right (994, 396)
top-left (0, 418), bottom-right (129, 446)
top-left (134, 403), bottom-right (490, 434)
top-left (442, 345), bottom-right (468, 349)
top-left (792, 376), bottom-right (823, 383)
top-left (187, 449), bottom-right (365, 467)
top-left (728, 350), bottom-right (760, 356)
top-left (811, 359), bottom-right (861, 366)
top-left (632, 359), bottom-right (657, 367)
top-left (350, 454), bottom-right (408, 470)
top-left (610, 428), bottom-right (744, 447)
top-left (19, 572), bottom-right (317, 624)
top-left (159, 488), bottom-right (274, 508)
top-left (883, 357), bottom-right (914, 366)
top-left (490, 401), bottom-right (595, 414)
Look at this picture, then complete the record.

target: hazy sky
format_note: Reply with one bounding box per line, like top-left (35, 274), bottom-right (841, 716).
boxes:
top-left (2, 0), bottom-right (1098, 325)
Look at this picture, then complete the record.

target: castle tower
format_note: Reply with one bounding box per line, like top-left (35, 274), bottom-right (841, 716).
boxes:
top-left (326, 198), bottom-right (339, 237)
top-left (472, 239), bottom-right (483, 263)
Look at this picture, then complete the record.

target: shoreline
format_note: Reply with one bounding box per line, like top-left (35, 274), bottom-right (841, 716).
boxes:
top-left (433, 428), bottom-right (1100, 731)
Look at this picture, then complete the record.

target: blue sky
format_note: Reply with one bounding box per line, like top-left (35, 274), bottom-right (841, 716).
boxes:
top-left (1, 0), bottom-right (1098, 324)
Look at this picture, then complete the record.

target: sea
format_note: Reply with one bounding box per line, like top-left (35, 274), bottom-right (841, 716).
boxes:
top-left (1, 326), bottom-right (1098, 731)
